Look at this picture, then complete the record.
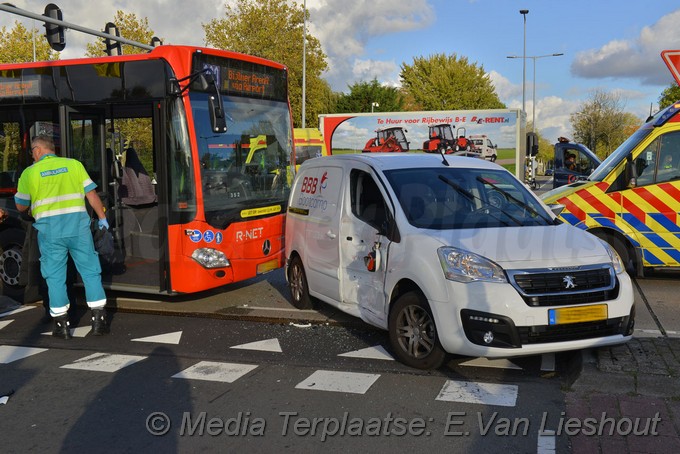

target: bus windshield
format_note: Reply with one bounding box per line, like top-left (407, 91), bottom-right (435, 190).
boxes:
top-left (589, 126), bottom-right (652, 181)
top-left (191, 92), bottom-right (292, 228)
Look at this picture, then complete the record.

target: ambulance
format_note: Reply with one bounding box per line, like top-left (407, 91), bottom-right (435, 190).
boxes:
top-left (540, 50), bottom-right (680, 277)
top-left (293, 128), bottom-right (329, 168)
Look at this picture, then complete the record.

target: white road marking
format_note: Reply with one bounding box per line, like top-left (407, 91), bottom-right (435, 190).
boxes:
top-left (537, 429), bottom-right (556, 453)
top-left (436, 380), bottom-right (518, 407)
top-left (295, 370), bottom-right (380, 394)
top-left (460, 357), bottom-right (522, 370)
top-left (0, 320), bottom-right (13, 331)
top-left (338, 345), bottom-right (394, 360)
top-left (230, 338), bottom-right (282, 352)
top-left (172, 361), bottom-right (258, 383)
top-left (60, 353), bottom-right (146, 372)
top-left (0, 306), bottom-right (34, 318)
top-left (132, 331), bottom-right (183, 345)
top-left (41, 326), bottom-right (91, 338)
top-left (0, 345), bottom-right (48, 364)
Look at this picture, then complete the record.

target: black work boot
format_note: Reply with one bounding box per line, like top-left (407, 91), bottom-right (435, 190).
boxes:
top-left (52, 315), bottom-right (72, 340)
top-left (91, 309), bottom-right (109, 336)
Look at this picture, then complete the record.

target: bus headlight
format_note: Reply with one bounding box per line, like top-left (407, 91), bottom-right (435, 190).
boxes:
top-left (191, 248), bottom-right (231, 269)
top-left (437, 247), bottom-right (507, 283)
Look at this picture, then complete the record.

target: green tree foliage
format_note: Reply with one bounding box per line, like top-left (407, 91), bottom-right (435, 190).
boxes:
top-left (570, 89), bottom-right (642, 158)
top-left (400, 53), bottom-right (505, 111)
top-left (658, 83), bottom-right (680, 110)
top-left (0, 21), bottom-right (59, 172)
top-left (203, 0), bottom-right (329, 128)
top-left (85, 11), bottom-right (158, 57)
top-left (334, 79), bottom-right (405, 113)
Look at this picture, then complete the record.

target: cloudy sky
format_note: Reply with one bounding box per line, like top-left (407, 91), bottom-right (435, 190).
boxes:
top-left (3, 0), bottom-right (680, 142)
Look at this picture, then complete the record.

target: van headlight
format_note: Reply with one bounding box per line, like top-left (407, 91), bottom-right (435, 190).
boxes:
top-left (191, 248), bottom-right (230, 268)
top-left (437, 247), bottom-right (507, 283)
top-left (598, 239), bottom-right (625, 274)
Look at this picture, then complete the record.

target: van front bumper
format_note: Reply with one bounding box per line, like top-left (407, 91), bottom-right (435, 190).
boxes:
top-left (428, 271), bottom-right (635, 358)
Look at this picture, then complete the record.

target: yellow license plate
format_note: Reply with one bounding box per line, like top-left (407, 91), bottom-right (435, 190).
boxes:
top-left (257, 259), bottom-right (280, 275)
top-left (548, 304), bottom-right (607, 325)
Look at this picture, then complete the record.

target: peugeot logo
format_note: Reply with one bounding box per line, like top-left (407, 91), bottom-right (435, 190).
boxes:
top-left (563, 275), bottom-right (577, 289)
top-left (262, 239), bottom-right (271, 256)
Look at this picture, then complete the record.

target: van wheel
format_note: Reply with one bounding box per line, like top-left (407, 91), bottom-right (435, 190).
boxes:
top-left (388, 291), bottom-right (446, 369)
top-left (491, 155), bottom-right (497, 162)
top-left (288, 256), bottom-right (313, 309)
top-left (0, 228), bottom-right (25, 300)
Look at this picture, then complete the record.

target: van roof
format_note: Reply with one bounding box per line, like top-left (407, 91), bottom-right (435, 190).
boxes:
top-left (303, 153), bottom-right (500, 172)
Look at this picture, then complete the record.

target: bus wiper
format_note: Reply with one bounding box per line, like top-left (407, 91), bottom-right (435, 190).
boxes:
top-left (475, 176), bottom-right (556, 225)
top-left (437, 175), bottom-right (517, 226)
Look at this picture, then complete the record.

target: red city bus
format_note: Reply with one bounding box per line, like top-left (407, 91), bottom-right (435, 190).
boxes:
top-left (0, 45), bottom-right (293, 299)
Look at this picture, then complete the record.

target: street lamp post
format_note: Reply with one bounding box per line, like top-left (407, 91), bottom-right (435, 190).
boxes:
top-left (301, 0), bottom-right (307, 128)
top-left (507, 53), bottom-right (563, 131)
top-left (520, 9), bottom-right (528, 115)
top-left (371, 102), bottom-right (379, 113)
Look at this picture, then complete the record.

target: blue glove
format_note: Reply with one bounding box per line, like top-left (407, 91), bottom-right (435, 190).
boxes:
top-left (98, 218), bottom-right (109, 230)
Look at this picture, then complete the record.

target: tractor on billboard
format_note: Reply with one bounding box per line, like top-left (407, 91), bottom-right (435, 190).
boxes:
top-left (362, 127), bottom-right (410, 152)
top-left (423, 124), bottom-right (473, 154)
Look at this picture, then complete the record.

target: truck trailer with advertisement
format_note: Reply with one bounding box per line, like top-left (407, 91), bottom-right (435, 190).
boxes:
top-left (318, 109), bottom-right (526, 179)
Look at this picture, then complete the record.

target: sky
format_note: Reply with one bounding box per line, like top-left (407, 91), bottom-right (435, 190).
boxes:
top-left (3, 0), bottom-right (680, 143)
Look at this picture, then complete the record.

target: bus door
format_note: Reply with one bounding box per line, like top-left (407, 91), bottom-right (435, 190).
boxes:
top-left (63, 106), bottom-right (163, 293)
top-left (624, 130), bottom-right (680, 267)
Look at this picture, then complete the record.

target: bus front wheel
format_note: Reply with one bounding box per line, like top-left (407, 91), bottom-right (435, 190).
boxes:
top-left (0, 228), bottom-right (25, 300)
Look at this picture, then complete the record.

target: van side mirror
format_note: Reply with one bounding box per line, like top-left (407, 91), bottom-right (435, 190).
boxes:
top-left (625, 154), bottom-right (637, 188)
top-left (548, 204), bottom-right (565, 217)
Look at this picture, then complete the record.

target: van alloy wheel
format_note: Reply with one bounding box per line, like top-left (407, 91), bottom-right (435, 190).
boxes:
top-left (388, 291), bottom-right (446, 369)
top-left (288, 256), bottom-right (313, 309)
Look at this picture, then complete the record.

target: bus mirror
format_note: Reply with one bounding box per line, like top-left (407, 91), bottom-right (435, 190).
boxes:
top-left (209, 95), bottom-right (227, 133)
top-left (43, 4), bottom-right (65, 51)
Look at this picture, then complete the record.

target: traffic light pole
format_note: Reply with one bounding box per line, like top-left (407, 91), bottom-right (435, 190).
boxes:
top-left (0, 3), bottom-right (154, 51)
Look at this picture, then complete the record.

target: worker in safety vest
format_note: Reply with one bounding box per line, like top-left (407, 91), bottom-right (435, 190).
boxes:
top-left (14, 134), bottom-right (110, 339)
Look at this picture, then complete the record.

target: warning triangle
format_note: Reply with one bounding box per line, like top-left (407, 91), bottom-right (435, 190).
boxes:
top-left (230, 338), bottom-right (282, 352)
top-left (132, 331), bottom-right (183, 345)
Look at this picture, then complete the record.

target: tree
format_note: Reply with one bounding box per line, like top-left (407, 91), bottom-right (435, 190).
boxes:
top-left (400, 53), bottom-right (505, 111)
top-left (658, 83), bottom-right (680, 110)
top-left (0, 21), bottom-right (59, 172)
top-left (85, 11), bottom-right (158, 57)
top-left (334, 79), bottom-right (405, 113)
top-left (570, 90), bottom-right (641, 158)
top-left (203, 0), bottom-right (328, 128)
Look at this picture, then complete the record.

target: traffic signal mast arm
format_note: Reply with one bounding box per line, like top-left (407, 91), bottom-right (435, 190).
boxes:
top-left (0, 3), bottom-right (154, 52)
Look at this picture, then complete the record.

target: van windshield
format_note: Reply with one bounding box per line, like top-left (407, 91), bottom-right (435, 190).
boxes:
top-left (385, 167), bottom-right (554, 229)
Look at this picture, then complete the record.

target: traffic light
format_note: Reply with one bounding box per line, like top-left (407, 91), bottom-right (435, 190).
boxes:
top-left (43, 4), bottom-right (65, 51)
top-left (103, 22), bottom-right (122, 56)
top-left (526, 132), bottom-right (539, 156)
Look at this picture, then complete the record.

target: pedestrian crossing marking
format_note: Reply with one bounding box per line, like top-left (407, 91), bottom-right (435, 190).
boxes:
top-left (0, 306), bottom-right (34, 318)
top-left (0, 345), bottom-right (48, 364)
top-left (41, 326), bottom-right (91, 338)
top-left (172, 361), bottom-right (258, 383)
top-left (60, 352), bottom-right (147, 373)
top-left (436, 380), bottom-right (518, 407)
top-left (460, 357), bottom-right (523, 370)
top-left (295, 370), bottom-right (380, 394)
top-left (0, 320), bottom-right (13, 331)
top-left (132, 331), bottom-right (183, 345)
top-left (230, 338), bottom-right (282, 352)
top-left (338, 345), bottom-right (394, 360)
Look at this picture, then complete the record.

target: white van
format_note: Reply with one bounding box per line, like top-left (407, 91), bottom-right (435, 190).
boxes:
top-left (470, 134), bottom-right (498, 161)
top-left (285, 154), bottom-right (634, 369)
